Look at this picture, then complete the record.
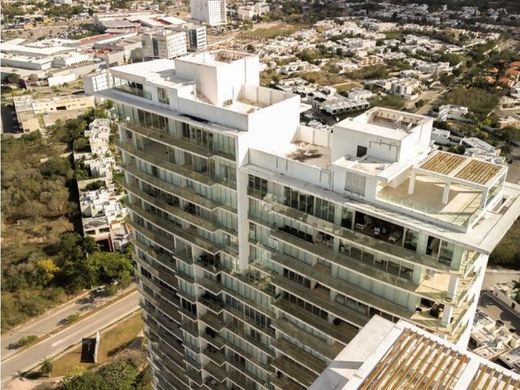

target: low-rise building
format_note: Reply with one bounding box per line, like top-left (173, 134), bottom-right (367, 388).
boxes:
top-left (438, 104), bottom-right (469, 122)
top-left (461, 137), bottom-right (503, 164)
top-left (13, 95), bottom-right (95, 133)
top-left (237, 2), bottom-right (270, 21)
top-left (74, 118), bottom-right (129, 251)
top-left (471, 309), bottom-right (520, 372)
top-left (142, 30), bottom-right (188, 59)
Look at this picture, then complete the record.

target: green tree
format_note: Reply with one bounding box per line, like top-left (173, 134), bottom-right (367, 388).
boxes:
top-left (5, 73), bottom-right (20, 84)
top-left (99, 360), bottom-right (139, 389)
top-left (40, 157), bottom-right (73, 179)
top-left (60, 371), bottom-right (110, 390)
top-left (40, 357), bottom-right (53, 377)
top-left (35, 259), bottom-right (60, 286)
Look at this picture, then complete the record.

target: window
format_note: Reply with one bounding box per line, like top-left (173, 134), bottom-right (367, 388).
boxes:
top-left (283, 268), bottom-right (311, 289)
top-left (426, 236), bottom-right (440, 257)
top-left (341, 208), bottom-right (353, 230)
top-left (403, 229), bottom-right (418, 252)
top-left (315, 198), bottom-right (335, 223)
top-left (439, 241), bottom-right (455, 266)
top-left (356, 145), bottom-right (368, 157)
top-left (248, 175), bottom-right (267, 197)
top-left (158, 87), bottom-right (169, 105)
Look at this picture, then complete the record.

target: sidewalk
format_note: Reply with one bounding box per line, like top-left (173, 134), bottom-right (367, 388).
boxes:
top-left (1, 284), bottom-right (136, 362)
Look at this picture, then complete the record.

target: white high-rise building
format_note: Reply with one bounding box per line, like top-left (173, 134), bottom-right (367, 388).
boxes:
top-left (190, 0), bottom-right (227, 26)
top-left (87, 51), bottom-right (520, 390)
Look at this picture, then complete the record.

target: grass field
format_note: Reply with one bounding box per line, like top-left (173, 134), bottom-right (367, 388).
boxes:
top-left (240, 23), bottom-right (305, 39)
top-left (50, 312), bottom-right (144, 377)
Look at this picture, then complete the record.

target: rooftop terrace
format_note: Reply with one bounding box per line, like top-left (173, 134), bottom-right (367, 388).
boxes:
top-left (339, 107), bottom-right (432, 140)
top-left (378, 151), bottom-right (508, 230)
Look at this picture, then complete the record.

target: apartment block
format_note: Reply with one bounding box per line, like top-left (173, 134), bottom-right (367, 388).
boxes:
top-left (88, 51), bottom-right (520, 390)
top-left (142, 30), bottom-right (188, 60)
top-left (190, 0), bottom-right (227, 26)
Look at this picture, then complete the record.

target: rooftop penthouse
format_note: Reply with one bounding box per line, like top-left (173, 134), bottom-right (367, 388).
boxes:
top-left (245, 106), bottom-right (519, 253)
top-left (94, 50), bottom-right (298, 132)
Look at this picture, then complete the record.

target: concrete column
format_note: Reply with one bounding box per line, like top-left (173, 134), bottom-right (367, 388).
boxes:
top-left (481, 188), bottom-right (489, 207)
top-left (408, 171), bottom-right (416, 195)
top-left (447, 275), bottom-right (459, 300)
top-left (441, 304), bottom-right (453, 327)
top-left (442, 182), bottom-right (451, 205)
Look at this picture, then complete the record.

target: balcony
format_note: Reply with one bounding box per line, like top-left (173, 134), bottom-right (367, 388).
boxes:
top-left (226, 322), bottom-right (274, 357)
top-left (119, 141), bottom-right (214, 186)
top-left (153, 358), bottom-right (189, 389)
top-left (176, 269), bottom-right (196, 284)
top-left (266, 197), bottom-right (449, 273)
top-left (204, 377), bottom-right (228, 390)
top-left (223, 267), bottom-right (274, 297)
top-left (185, 368), bottom-right (203, 386)
top-left (121, 121), bottom-right (236, 162)
top-left (198, 277), bottom-right (222, 295)
top-left (273, 299), bottom-right (353, 346)
top-left (225, 306), bottom-right (276, 339)
top-left (272, 374), bottom-right (306, 390)
top-left (196, 253), bottom-right (223, 275)
top-left (204, 346), bottom-right (226, 366)
top-left (200, 311), bottom-right (225, 331)
top-left (156, 296), bottom-right (182, 324)
top-left (128, 202), bottom-right (221, 254)
top-left (199, 294), bottom-right (225, 314)
top-left (123, 162), bottom-right (218, 211)
top-left (272, 229), bottom-right (456, 303)
top-left (227, 358), bottom-right (271, 389)
top-left (157, 345), bottom-right (185, 372)
top-left (182, 318), bottom-right (200, 337)
top-left (120, 141), bottom-right (236, 189)
top-left (272, 339), bottom-right (327, 375)
top-left (124, 182), bottom-right (219, 233)
top-left (201, 327), bottom-right (226, 349)
top-left (132, 221), bottom-right (193, 264)
top-left (272, 317), bottom-right (342, 360)
top-left (204, 361), bottom-right (227, 383)
top-left (271, 356), bottom-right (317, 388)
top-left (132, 237), bottom-right (177, 271)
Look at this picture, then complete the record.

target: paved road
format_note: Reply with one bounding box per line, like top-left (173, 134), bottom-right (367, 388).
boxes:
top-left (1, 291), bottom-right (140, 386)
top-left (483, 269), bottom-right (520, 290)
top-left (1, 292), bottom-right (94, 361)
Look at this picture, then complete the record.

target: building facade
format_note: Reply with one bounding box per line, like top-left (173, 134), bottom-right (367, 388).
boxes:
top-left (190, 0), bottom-right (227, 26)
top-left (88, 51), bottom-right (520, 390)
top-left (142, 30), bottom-right (188, 60)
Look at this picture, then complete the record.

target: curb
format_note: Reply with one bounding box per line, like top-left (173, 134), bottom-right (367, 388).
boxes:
top-left (1, 288), bottom-right (138, 364)
top-left (41, 309), bottom-right (142, 374)
top-left (7, 308), bottom-right (142, 384)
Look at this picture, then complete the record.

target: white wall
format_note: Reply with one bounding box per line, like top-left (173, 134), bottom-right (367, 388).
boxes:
top-left (247, 93), bottom-right (300, 151)
top-left (331, 127), bottom-right (402, 162)
top-left (48, 73), bottom-right (76, 87)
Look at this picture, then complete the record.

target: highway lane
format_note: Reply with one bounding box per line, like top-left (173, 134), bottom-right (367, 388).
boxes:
top-left (1, 290), bottom-right (140, 386)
